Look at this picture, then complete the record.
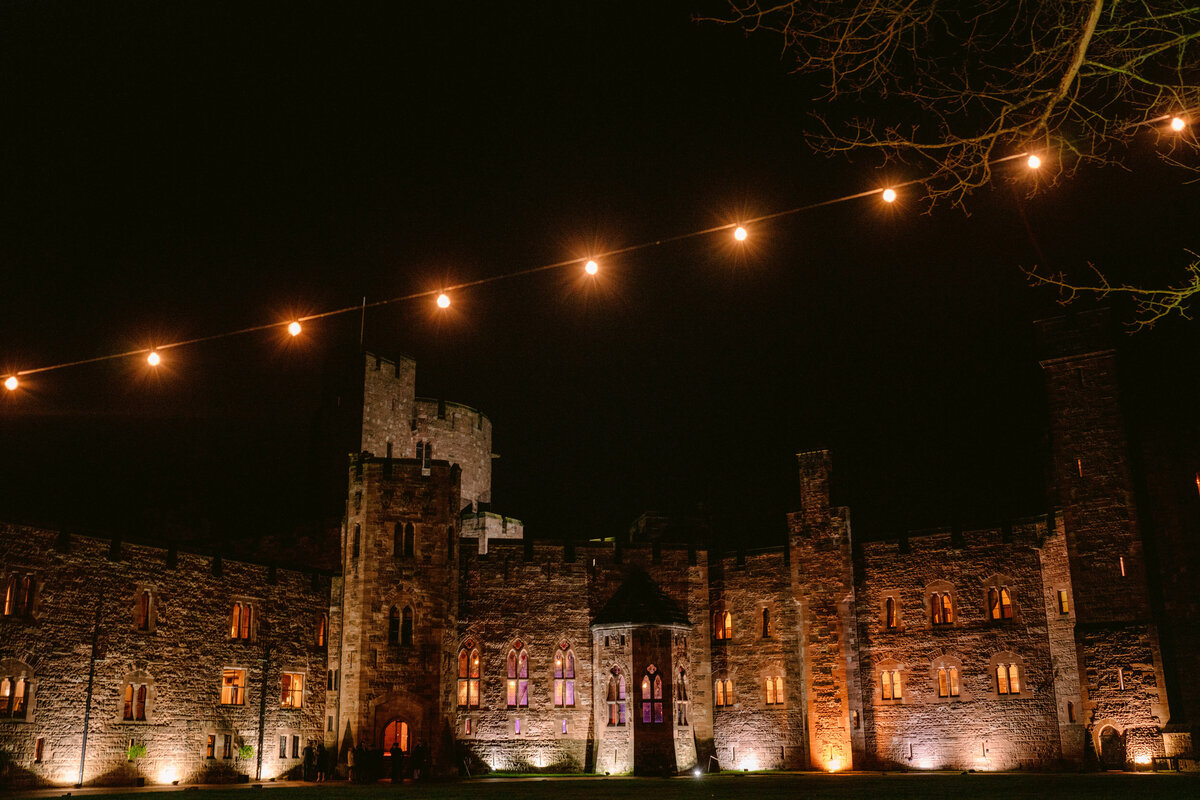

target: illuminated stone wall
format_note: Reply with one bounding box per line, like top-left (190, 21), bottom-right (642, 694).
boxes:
top-left (452, 541), bottom-right (711, 775)
top-left (358, 352), bottom-right (492, 511)
top-left (1038, 311), bottom-right (1176, 765)
top-left (708, 548), bottom-right (807, 770)
top-left (329, 455), bottom-right (461, 774)
top-left (855, 522), bottom-right (1068, 770)
top-left (0, 526), bottom-right (330, 788)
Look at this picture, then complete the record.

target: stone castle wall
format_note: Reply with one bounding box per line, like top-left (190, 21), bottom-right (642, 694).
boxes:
top-left (708, 548), bottom-right (806, 770)
top-left (0, 526), bottom-right (330, 787)
top-left (854, 522), bottom-right (1070, 770)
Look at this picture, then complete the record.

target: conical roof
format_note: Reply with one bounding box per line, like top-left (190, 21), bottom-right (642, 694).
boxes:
top-left (592, 569), bottom-right (691, 627)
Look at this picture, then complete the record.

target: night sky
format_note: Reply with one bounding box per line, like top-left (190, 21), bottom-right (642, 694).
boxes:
top-left (2, 2), bottom-right (1198, 560)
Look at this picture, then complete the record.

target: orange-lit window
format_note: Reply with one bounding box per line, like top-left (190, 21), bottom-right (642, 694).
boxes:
top-left (1058, 590), bottom-right (1070, 614)
top-left (281, 673), bottom-right (303, 708)
top-left (35, 737), bottom-right (43, 763)
top-left (230, 603), bottom-right (252, 640)
top-left (714, 678), bottom-right (733, 708)
top-left (206, 735), bottom-right (216, 759)
top-left (507, 644), bottom-right (529, 708)
top-left (713, 609), bottom-right (733, 640)
top-left (220, 669), bottom-right (246, 705)
top-left (1120, 556), bottom-right (1126, 577)
top-left (315, 614), bottom-right (327, 647)
top-left (996, 663), bottom-right (1020, 695)
top-left (458, 643), bottom-right (480, 708)
top-left (937, 667), bottom-right (960, 698)
top-left (553, 643), bottom-right (575, 707)
top-left (885, 596), bottom-right (898, 629)
top-left (382, 719), bottom-right (409, 754)
top-left (2, 576), bottom-right (14, 616)
top-left (765, 676), bottom-right (784, 705)
top-left (931, 592), bottom-right (953, 625)
top-left (1117, 667), bottom-right (1125, 690)
top-left (608, 668), bottom-right (628, 724)
top-left (761, 608), bottom-right (771, 638)
top-left (137, 590), bottom-right (151, 631)
top-left (881, 669), bottom-right (902, 700)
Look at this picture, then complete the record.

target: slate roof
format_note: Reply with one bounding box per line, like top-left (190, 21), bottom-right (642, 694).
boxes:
top-left (592, 569), bottom-right (691, 627)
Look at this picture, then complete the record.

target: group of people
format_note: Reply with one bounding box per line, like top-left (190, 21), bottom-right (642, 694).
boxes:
top-left (387, 740), bottom-right (429, 783)
top-left (300, 741), bottom-right (334, 782)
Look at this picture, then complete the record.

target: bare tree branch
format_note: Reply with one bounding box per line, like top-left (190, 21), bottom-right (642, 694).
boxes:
top-left (704, 1), bottom-right (1200, 326)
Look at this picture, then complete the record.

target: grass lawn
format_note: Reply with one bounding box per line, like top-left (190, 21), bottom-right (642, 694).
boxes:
top-left (62, 771), bottom-right (1200, 800)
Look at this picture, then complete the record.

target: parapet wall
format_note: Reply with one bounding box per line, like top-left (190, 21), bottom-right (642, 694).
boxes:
top-left (0, 526), bottom-right (331, 788)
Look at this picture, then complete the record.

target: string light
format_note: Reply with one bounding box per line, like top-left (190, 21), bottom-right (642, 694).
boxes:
top-left (1171, 116), bottom-right (1187, 132)
top-left (4, 376), bottom-right (17, 391)
top-left (0, 151), bottom-right (1049, 389)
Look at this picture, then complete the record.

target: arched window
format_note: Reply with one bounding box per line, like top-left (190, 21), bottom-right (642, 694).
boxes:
top-left (713, 608), bottom-right (733, 640)
top-left (553, 643), bottom-right (575, 707)
top-left (640, 665), bottom-right (663, 723)
top-left (382, 719), bottom-right (409, 754)
top-left (996, 663), bottom-right (1021, 695)
top-left (403, 523), bottom-right (415, 557)
top-left (885, 596), bottom-right (898, 629)
top-left (457, 643), bottom-right (480, 708)
top-left (606, 667), bottom-right (627, 725)
top-left (136, 589), bottom-right (152, 631)
top-left (506, 642), bottom-right (529, 708)
top-left (135, 684), bottom-right (147, 720)
top-left (21, 577), bottom-right (33, 614)
top-left (676, 668), bottom-right (689, 725)
top-left (123, 683), bottom-right (134, 720)
top-left (401, 606), bottom-right (414, 646)
top-left (765, 676), bottom-right (784, 705)
top-left (937, 666), bottom-right (960, 698)
top-left (881, 669), bottom-right (903, 700)
top-left (388, 606), bottom-right (400, 645)
top-left (352, 524), bottom-right (361, 559)
top-left (315, 614), bottom-right (327, 647)
top-left (761, 608), bottom-right (771, 637)
top-left (930, 591), bottom-right (954, 625)
top-left (230, 603), bottom-right (252, 639)
top-left (714, 677), bottom-right (733, 707)
top-left (2, 576), bottom-right (14, 616)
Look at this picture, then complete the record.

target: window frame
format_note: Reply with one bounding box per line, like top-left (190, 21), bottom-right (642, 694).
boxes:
top-left (457, 643), bottom-right (481, 709)
top-left (280, 672), bottom-right (304, 709)
top-left (220, 668), bottom-right (247, 706)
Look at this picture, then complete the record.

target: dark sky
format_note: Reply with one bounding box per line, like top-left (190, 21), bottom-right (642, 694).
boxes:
top-left (2, 1), bottom-right (1198, 555)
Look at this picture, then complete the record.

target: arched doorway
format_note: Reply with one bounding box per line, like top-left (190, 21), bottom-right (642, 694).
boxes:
top-left (382, 719), bottom-right (410, 756)
top-left (1099, 726), bottom-right (1125, 769)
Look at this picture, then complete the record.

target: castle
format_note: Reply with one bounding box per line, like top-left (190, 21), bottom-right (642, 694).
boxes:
top-left (1, 310), bottom-right (1196, 786)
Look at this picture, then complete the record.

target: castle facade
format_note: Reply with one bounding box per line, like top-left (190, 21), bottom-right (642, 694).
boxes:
top-left (0, 311), bottom-right (1195, 786)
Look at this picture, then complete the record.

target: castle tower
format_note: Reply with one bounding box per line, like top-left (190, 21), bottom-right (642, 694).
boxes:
top-left (326, 453), bottom-right (462, 773)
top-left (1037, 311), bottom-right (1172, 767)
top-left (788, 450), bottom-right (862, 770)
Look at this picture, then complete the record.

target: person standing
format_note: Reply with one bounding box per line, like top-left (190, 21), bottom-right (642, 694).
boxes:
top-left (315, 743), bottom-right (327, 782)
top-left (389, 742), bottom-right (402, 783)
top-left (303, 741), bottom-right (316, 781)
top-left (346, 745), bottom-right (356, 783)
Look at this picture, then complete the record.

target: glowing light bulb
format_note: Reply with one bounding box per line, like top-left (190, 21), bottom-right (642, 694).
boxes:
top-left (1027, 155), bottom-right (1042, 169)
top-left (436, 293), bottom-right (450, 309)
top-left (147, 351), bottom-right (161, 367)
top-left (3, 376), bottom-right (17, 391)
top-left (287, 321), bottom-right (302, 337)
top-left (1170, 116), bottom-right (1186, 132)
top-left (585, 260), bottom-right (599, 275)
top-left (693, 768), bottom-right (702, 777)
top-left (882, 188), bottom-right (897, 203)
top-left (733, 226), bottom-right (748, 241)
